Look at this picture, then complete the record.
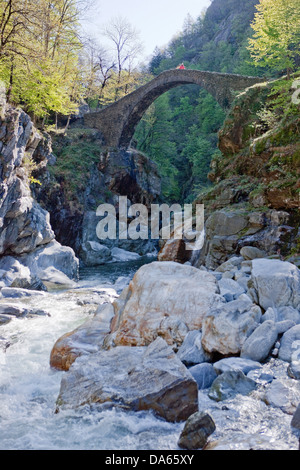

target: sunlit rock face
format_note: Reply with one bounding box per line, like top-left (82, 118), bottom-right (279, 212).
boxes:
top-left (250, 259), bottom-right (300, 311)
top-left (0, 96), bottom-right (79, 289)
top-left (0, 104), bottom-right (55, 256)
top-left (108, 261), bottom-right (222, 349)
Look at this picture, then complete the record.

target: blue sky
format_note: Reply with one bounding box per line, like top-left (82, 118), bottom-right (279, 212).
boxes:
top-left (82, 0), bottom-right (211, 61)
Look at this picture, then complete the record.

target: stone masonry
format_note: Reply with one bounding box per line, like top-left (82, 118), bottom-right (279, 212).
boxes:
top-left (84, 69), bottom-right (264, 149)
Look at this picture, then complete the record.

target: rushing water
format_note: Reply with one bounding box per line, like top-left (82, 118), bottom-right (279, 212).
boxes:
top-left (0, 256), bottom-right (299, 451)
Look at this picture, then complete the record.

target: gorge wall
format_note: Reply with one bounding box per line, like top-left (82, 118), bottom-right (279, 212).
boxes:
top-left (0, 90), bottom-right (79, 291)
top-left (192, 77), bottom-right (300, 270)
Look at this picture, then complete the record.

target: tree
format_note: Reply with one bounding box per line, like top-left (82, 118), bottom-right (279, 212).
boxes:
top-left (0, 0), bottom-right (89, 123)
top-left (80, 37), bottom-right (116, 108)
top-left (103, 16), bottom-right (143, 100)
top-left (248, 0), bottom-right (300, 79)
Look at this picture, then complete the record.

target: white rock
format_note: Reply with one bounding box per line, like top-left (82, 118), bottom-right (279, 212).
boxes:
top-left (177, 330), bottom-right (213, 366)
top-left (213, 357), bottom-right (262, 375)
top-left (109, 261), bottom-right (221, 348)
top-left (240, 320), bottom-right (278, 362)
top-left (251, 259), bottom-right (300, 311)
top-left (218, 278), bottom-right (246, 299)
top-left (278, 325), bottom-right (300, 362)
top-left (201, 296), bottom-right (262, 356)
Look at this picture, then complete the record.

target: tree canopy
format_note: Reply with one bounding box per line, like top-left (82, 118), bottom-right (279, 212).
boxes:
top-left (248, 0), bottom-right (300, 78)
top-left (0, 0), bottom-right (87, 123)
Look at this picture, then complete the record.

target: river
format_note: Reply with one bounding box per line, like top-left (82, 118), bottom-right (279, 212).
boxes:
top-left (0, 257), bottom-right (299, 450)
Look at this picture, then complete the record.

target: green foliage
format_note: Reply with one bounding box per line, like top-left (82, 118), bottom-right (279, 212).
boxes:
top-left (50, 138), bottom-right (102, 194)
top-left (135, 85), bottom-right (225, 202)
top-left (0, 0), bottom-right (85, 123)
top-left (248, 0), bottom-right (300, 77)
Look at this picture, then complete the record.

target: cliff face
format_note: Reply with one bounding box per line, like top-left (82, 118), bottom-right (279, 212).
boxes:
top-left (195, 75), bottom-right (300, 269)
top-left (0, 99), bottom-right (55, 256)
top-left (0, 92), bottom-right (79, 290)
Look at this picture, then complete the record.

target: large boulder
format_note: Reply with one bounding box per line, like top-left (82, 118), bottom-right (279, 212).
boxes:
top-left (201, 294), bottom-right (262, 356)
top-left (20, 240), bottom-right (79, 283)
top-left (250, 259), bottom-right (300, 311)
top-left (107, 261), bottom-right (221, 348)
top-left (240, 320), bottom-right (278, 362)
top-left (56, 337), bottom-right (198, 422)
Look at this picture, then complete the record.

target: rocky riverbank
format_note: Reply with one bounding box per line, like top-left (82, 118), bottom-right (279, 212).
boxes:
top-left (49, 254), bottom-right (300, 450)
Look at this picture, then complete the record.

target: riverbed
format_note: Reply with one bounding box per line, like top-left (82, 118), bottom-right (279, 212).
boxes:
top-left (0, 257), bottom-right (299, 450)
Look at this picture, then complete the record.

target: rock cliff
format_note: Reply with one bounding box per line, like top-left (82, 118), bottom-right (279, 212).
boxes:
top-left (0, 88), bottom-right (78, 290)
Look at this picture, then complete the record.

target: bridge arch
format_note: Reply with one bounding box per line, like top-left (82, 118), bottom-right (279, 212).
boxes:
top-left (84, 69), bottom-right (264, 149)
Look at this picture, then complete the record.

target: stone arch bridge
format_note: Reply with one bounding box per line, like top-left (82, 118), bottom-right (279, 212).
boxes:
top-left (84, 69), bottom-right (264, 149)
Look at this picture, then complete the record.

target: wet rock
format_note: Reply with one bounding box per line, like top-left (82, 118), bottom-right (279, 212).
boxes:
top-left (0, 315), bottom-right (11, 325)
top-left (56, 337), bottom-right (198, 422)
top-left (21, 240), bottom-right (79, 282)
top-left (263, 380), bottom-right (298, 414)
top-left (0, 303), bottom-right (49, 318)
top-left (208, 370), bottom-right (257, 402)
top-left (111, 247), bottom-right (141, 262)
top-left (0, 256), bottom-right (32, 288)
top-left (0, 287), bottom-right (46, 298)
top-left (177, 330), bottom-right (213, 366)
top-left (178, 411), bottom-right (216, 449)
top-left (50, 303), bottom-right (115, 371)
top-left (240, 320), bottom-right (278, 362)
top-left (0, 336), bottom-right (10, 352)
top-left (0, 303), bottom-right (29, 317)
top-left (36, 267), bottom-right (76, 289)
top-left (108, 261), bottom-right (221, 348)
top-left (201, 294), bottom-right (261, 356)
top-left (188, 363), bottom-right (217, 390)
